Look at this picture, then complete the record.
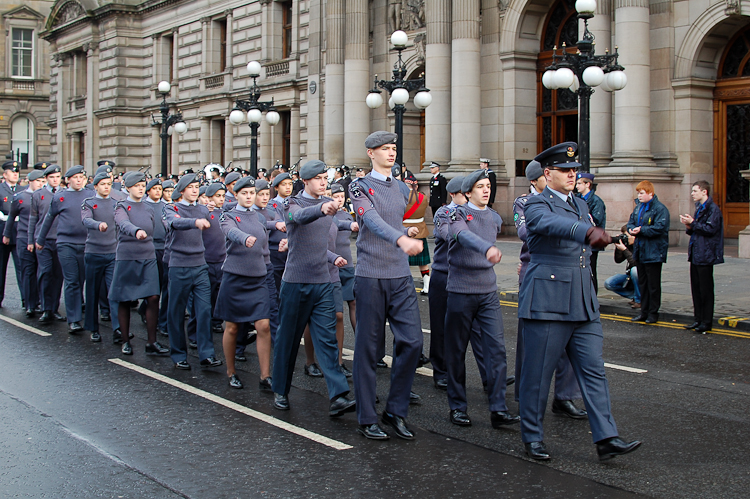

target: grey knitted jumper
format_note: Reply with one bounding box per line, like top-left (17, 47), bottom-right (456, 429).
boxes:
top-left (220, 206), bottom-right (269, 277)
top-left (113, 199), bottom-right (156, 261)
top-left (81, 196), bottom-right (117, 254)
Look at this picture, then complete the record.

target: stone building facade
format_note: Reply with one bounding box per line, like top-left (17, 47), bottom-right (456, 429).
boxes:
top-left (0, 1), bottom-right (53, 170)
top-left (39, 0), bottom-right (750, 254)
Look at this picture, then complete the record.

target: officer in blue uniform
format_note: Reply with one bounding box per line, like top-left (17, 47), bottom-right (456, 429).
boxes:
top-left (518, 142), bottom-right (641, 462)
top-left (0, 160), bottom-right (21, 307)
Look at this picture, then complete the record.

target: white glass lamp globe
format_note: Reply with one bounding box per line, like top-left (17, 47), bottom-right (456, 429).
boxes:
top-left (599, 75), bottom-right (613, 92)
top-left (247, 108), bottom-right (262, 123)
top-left (542, 70), bottom-right (558, 89)
top-left (229, 109), bottom-right (245, 125)
top-left (266, 110), bottom-right (280, 126)
top-left (554, 68), bottom-right (575, 89)
top-left (582, 66), bottom-right (605, 86)
top-left (413, 91), bottom-right (432, 109)
top-left (392, 87), bottom-right (410, 105)
top-left (569, 76), bottom-right (580, 93)
top-left (174, 121), bottom-right (188, 135)
top-left (158, 81), bottom-right (171, 94)
top-left (388, 96), bottom-right (395, 110)
top-left (167, 126), bottom-right (173, 136)
top-left (366, 92), bottom-right (384, 109)
top-left (247, 61), bottom-right (262, 77)
top-left (607, 70), bottom-right (627, 90)
top-left (391, 30), bottom-right (408, 48)
top-left (575, 0), bottom-right (596, 15)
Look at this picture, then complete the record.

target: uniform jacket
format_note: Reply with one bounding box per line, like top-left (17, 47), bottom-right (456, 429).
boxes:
top-left (686, 197), bottom-right (724, 266)
top-left (0, 182), bottom-right (17, 245)
top-left (4, 187), bottom-right (33, 246)
top-left (428, 173), bottom-right (447, 208)
top-left (517, 187), bottom-right (598, 322)
top-left (403, 189), bottom-right (429, 239)
top-left (513, 192), bottom-right (533, 284)
top-left (626, 194), bottom-right (670, 264)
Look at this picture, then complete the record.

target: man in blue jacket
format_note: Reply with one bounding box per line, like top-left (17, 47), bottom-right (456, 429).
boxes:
top-left (680, 180), bottom-right (723, 333)
top-left (627, 180), bottom-right (670, 324)
top-left (576, 172), bottom-right (606, 293)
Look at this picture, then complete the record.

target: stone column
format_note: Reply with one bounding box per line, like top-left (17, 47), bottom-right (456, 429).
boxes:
top-left (260, 0), bottom-right (272, 62)
top-left (325, 0), bottom-right (345, 165)
top-left (610, 0), bottom-right (655, 170)
top-left (54, 54), bottom-right (66, 166)
top-left (151, 34), bottom-right (160, 88)
top-left (424, 0), bottom-right (451, 169)
top-left (588, 2), bottom-right (612, 170)
top-left (151, 127), bottom-right (160, 171)
top-left (225, 10), bottom-right (233, 71)
top-left (201, 17), bottom-right (210, 74)
top-left (260, 118), bottom-right (272, 171)
top-left (84, 42), bottom-right (99, 171)
top-left (200, 118), bottom-right (211, 166)
top-left (344, 0), bottom-right (369, 165)
top-left (290, 105), bottom-right (301, 165)
top-left (224, 115), bottom-right (234, 167)
top-left (449, 0), bottom-right (481, 171)
top-left (69, 134), bottom-right (78, 169)
top-left (171, 133), bottom-right (179, 175)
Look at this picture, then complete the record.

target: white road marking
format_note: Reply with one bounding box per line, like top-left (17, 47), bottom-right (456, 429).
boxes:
top-left (108, 358), bottom-right (353, 451)
top-left (604, 363), bottom-right (647, 374)
top-left (0, 313), bottom-right (51, 337)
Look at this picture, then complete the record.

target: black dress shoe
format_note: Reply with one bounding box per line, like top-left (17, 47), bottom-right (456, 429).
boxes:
top-left (525, 441), bottom-right (551, 461)
top-left (381, 411), bottom-right (415, 440)
top-left (188, 340), bottom-right (197, 349)
top-left (238, 333), bottom-right (257, 346)
top-left (121, 341), bottom-right (133, 355)
top-left (100, 313), bottom-right (111, 322)
top-left (434, 378), bottom-right (448, 390)
top-left (68, 322), bottom-right (83, 334)
top-left (259, 377), bottom-right (273, 392)
top-left (145, 342), bottom-right (169, 356)
top-left (645, 316), bottom-right (658, 324)
top-left (329, 395), bottom-right (356, 417)
top-left (38, 311), bottom-right (52, 324)
top-left (409, 391), bottom-right (421, 405)
top-left (235, 355), bottom-right (247, 362)
top-left (357, 423), bottom-right (390, 440)
top-left (376, 358), bottom-right (388, 368)
top-left (506, 375), bottom-right (516, 386)
top-left (631, 315), bottom-right (646, 322)
top-left (684, 321), bottom-right (700, 330)
top-left (199, 357), bottom-right (222, 368)
top-left (339, 363), bottom-right (353, 377)
top-left (174, 360), bottom-right (191, 370)
top-left (212, 323), bottom-right (224, 334)
top-left (304, 362), bottom-right (323, 378)
top-left (113, 329), bottom-right (123, 344)
top-left (450, 409), bottom-right (472, 426)
top-left (229, 374), bottom-right (243, 389)
top-left (417, 353), bottom-right (430, 368)
top-left (53, 312), bottom-right (66, 322)
top-left (490, 411), bottom-right (521, 428)
top-left (551, 399), bottom-right (588, 419)
top-left (695, 324), bottom-right (712, 334)
top-left (596, 437), bottom-right (642, 461)
top-left (158, 328), bottom-right (169, 337)
top-left (25, 309), bottom-right (35, 318)
top-left (273, 393), bottom-right (290, 410)
top-left (90, 332), bottom-right (101, 343)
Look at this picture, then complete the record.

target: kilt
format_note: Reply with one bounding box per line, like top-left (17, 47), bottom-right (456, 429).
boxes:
top-left (408, 238), bottom-right (431, 266)
top-left (339, 266), bottom-right (355, 302)
top-left (109, 259), bottom-right (161, 302)
top-left (213, 272), bottom-right (270, 323)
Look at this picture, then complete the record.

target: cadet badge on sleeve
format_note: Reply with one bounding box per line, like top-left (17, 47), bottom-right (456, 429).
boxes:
top-left (448, 206), bottom-right (457, 221)
top-left (358, 207), bottom-right (364, 215)
top-left (350, 182), bottom-right (362, 199)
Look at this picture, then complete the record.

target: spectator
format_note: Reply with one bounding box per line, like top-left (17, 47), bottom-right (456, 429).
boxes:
top-left (627, 180), bottom-right (670, 324)
top-left (576, 172), bottom-right (606, 293)
top-left (603, 225), bottom-right (640, 309)
top-left (680, 180), bottom-right (724, 334)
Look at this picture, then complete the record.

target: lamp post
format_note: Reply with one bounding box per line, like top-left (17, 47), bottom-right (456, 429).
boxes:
top-left (541, 0), bottom-right (626, 172)
top-left (153, 81), bottom-right (188, 178)
top-left (366, 30), bottom-right (432, 167)
top-left (229, 61), bottom-right (280, 178)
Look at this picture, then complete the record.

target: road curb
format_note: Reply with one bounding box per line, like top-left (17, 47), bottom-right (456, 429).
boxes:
top-left (498, 291), bottom-right (750, 333)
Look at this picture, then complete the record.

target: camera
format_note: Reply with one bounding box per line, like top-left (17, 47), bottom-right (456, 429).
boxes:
top-left (612, 233), bottom-right (629, 245)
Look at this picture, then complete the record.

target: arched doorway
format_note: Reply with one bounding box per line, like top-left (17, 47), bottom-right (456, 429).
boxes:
top-left (537, 0), bottom-right (579, 153)
top-left (715, 26), bottom-right (750, 238)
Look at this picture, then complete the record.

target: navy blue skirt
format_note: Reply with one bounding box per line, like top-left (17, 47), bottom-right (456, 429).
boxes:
top-left (109, 259), bottom-right (160, 302)
top-left (214, 272), bottom-right (270, 323)
top-left (339, 266), bottom-right (355, 302)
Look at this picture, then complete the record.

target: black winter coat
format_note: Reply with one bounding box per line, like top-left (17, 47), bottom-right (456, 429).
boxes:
top-left (686, 197), bottom-right (724, 266)
top-left (626, 194), bottom-right (670, 264)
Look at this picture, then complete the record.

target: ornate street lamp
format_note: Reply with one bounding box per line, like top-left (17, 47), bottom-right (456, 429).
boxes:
top-left (366, 30), bottom-right (432, 167)
top-left (541, 0), bottom-right (627, 172)
top-left (229, 61), bottom-right (280, 178)
top-left (153, 81), bottom-right (188, 178)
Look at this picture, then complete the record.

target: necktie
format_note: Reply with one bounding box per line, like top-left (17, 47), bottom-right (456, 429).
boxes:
top-left (567, 196), bottom-right (578, 214)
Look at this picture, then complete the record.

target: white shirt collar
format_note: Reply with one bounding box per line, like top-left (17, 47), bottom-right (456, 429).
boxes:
top-left (370, 170), bottom-right (390, 182)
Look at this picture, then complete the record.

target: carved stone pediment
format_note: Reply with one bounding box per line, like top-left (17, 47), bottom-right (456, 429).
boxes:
top-left (3, 5), bottom-right (46, 21)
top-left (388, 0), bottom-right (425, 32)
top-left (51, 1), bottom-right (85, 28)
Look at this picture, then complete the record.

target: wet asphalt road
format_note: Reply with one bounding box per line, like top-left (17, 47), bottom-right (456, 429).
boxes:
top-left (0, 286), bottom-right (748, 498)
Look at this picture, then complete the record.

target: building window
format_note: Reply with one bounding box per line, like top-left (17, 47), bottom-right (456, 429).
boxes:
top-left (164, 34), bottom-right (175, 82)
top-left (211, 19), bottom-right (227, 73)
top-left (11, 117), bottom-right (34, 168)
top-left (11, 28), bottom-right (34, 78)
top-left (72, 50), bottom-right (87, 97)
top-left (282, 2), bottom-right (293, 59)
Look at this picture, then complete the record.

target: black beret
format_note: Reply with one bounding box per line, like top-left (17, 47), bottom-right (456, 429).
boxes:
top-left (92, 172), bottom-right (111, 186)
top-left (206, 183), bottom-right (226, 197)
top-left (299, 160), bottom-right (326, 180)
top-left (95, 164), bottom-right (113, 176)
top-left (225, 172), bottom-right (242, 185)
top-left (234, 177), bottom-right (256, 192)
top-left (525, 161), bottom-right (544, 181)
top-left (462, 169), bottom-right (491, 193)
top-left (161, 180), bottom-right (175, 190)
top-left (44, 164), bottom-right (61, 176)
top-left (365, 131), bottom-right (398, 149)
top-left (272, 172), bottom-right (291, 187)
top-left (174, 173), bottom-right (198, 193)
top-left (65, 165), bottom-right (85, 178)
top-left (198, 185), bottom-right (207, 197)
top-left (124, 171), bottom-right (146, 188)
top-left (255, 179), bottom-right (269, 192)
top-left (146, 179), bottom-right (162, 192)
top-left (27, 170), bottom-right (45, 182)
top-left (330, 183), bottom-right (344, 194)
top-left (446, 176), bottom-right (465, 194)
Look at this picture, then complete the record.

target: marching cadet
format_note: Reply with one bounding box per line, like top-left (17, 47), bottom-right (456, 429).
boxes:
top-left (355, 167), bottom-right (366, 178)
top-left (269, 172), bottom-right (292, 294)
top-left (29, 164), bottom-right (65, 323)
top-left (479, 158), bottom-right (497, 210)
top-left (0, 160), bottom-right (21, 308)
top-left (163, 173), bottom-right (223, 370)
top-left (36, 165), bottom-right (90, 333)
top-left (223, 171), bottom-right (242, 206)
top-left (349, 131), bottom-right (423, 441)
top-left (161, 180), bottom-right (175, 203)
top-left (331, 183), bottom-right (357, 376)
top-left (441, 170), bottom-right (520, 429)
top-left (271, 160), bottom-right (355, 417)
top-left (198, 185), bottom-right (209, 205)
top-left (518, 142), bottom-right (640, 462)
top-left (110, 172), bottom-right (168, 355)
top-left (427, 161), bottom-right (447, 217)
top-left (81, 173), bottom-right (120, 343)
top-left (218, 176), bottom-right (274, 390)
top-left (96, 161), bottom-right (126, 201)
top-left (3, 169), bottom-right (45, 316)
top-left (513, 161), bottom-right (586, 419)
top-left (143, 178), bottom-right (169, 335)
top-left (575, 172), bottom-right (606, 293)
